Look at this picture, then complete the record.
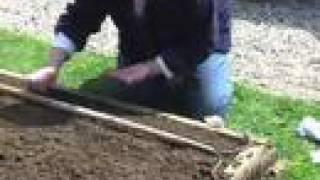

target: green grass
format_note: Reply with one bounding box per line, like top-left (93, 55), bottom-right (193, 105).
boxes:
top-left (231, 84), bottom-right (320, 179)
top-left (1, 29), bottom-right (320, 179)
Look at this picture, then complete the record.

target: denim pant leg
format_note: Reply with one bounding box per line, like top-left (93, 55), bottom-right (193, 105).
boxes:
top-left (189, 53), bottom-right (234, 121)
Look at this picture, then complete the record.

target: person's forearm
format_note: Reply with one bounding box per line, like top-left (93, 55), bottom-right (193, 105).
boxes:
top-left (49, 32), bottom-right (76, 69)
top-left (48, 47), bottom-right (72, 69)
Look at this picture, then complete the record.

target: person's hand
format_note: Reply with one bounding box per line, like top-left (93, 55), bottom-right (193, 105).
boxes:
top-left (110, 61), bottom-right (162, 85)
top-left (27, 66), bottom-right (59, 92)
top-left (27, 47), bottom-right (70, 92)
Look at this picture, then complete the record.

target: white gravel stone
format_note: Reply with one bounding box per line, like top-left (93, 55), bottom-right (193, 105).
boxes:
top-left (0, 0), bottom-right (319, 101)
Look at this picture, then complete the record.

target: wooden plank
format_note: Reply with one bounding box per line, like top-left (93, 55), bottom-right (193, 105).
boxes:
top-left (225, 146), bottom-right (278, 180)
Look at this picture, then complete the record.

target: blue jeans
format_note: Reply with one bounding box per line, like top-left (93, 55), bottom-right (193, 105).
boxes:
top-left (117, 53), bottom-right (234, 121)
top-left (190, 53), bottom-right (234, 120)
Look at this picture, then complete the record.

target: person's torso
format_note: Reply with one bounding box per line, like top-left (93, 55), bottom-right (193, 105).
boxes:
top-left (109, 0), bottom-right (211, 61)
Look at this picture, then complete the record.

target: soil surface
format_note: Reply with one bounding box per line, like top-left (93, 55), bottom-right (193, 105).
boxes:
top-left (0, 94), bottom-right (250, 180)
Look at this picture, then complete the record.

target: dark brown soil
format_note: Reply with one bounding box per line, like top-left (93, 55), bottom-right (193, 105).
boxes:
top-left (0, 94), bottom-right (250, 180)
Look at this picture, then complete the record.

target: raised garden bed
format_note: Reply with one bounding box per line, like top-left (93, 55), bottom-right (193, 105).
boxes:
top-left (0, 69), bottom-right (278, 180)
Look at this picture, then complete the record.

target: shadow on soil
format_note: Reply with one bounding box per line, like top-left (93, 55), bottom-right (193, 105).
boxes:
top-left (0, 97), bottom-right (73, 127)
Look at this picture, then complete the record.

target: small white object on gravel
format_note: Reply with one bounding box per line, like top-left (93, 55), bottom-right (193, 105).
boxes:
top-left (0, 0), bottom-right (320, 101)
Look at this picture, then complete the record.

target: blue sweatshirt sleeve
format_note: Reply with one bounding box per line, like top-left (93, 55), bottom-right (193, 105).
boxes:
top-left (212, 0), bottom-right (232, 53)
top-left (160, 0), bottom-right (232, 79)
top-left (160, 46), bottom-right (203, 79)
top-left (54, 0), bottom-right (111, 51)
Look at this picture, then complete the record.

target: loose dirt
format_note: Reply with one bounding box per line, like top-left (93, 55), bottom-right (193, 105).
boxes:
top-left (0, 94), bottom-right (250, 180)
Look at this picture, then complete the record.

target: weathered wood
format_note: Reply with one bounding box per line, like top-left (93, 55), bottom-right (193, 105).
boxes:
top-left (263, 160), bottom-right (287, 180)
top-left (225, 146), bottom-right (278, 180)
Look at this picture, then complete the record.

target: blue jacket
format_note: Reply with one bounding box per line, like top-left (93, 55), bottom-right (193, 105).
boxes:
top-left (55, 0), bottom-right (232, 76)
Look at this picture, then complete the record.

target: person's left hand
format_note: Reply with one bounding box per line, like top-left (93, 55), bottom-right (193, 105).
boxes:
top-left (110, 61), bottom-right (162, 85)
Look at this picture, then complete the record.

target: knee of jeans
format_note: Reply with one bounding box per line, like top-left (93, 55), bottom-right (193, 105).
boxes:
top-left (197, 53), bottom-right (230, 76)
top-left (213, 94), bottom-right (233, 118)
top-left (204, 89), bottom-right (234, 119)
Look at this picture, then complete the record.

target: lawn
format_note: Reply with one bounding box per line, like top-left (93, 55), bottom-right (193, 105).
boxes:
top-left (0, 29), bottom-right (320, 179)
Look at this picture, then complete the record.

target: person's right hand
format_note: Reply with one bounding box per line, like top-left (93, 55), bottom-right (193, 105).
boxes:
top-left (27, 66), bottom-right (59, 92)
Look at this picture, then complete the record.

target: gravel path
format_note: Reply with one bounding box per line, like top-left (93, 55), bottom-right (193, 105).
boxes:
top-left (0, 0), bottom-right (319, 101)
top-left (233, 0), bottom-right (320, 101)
